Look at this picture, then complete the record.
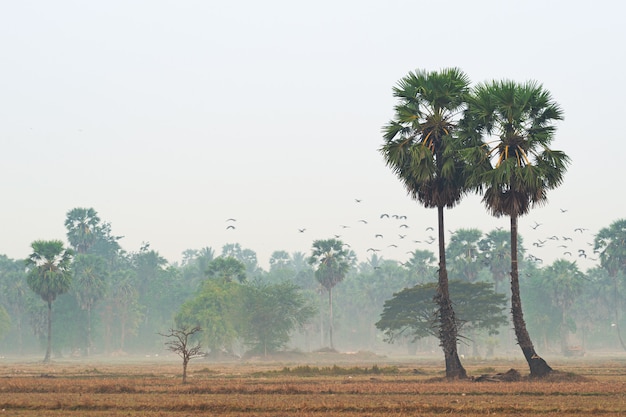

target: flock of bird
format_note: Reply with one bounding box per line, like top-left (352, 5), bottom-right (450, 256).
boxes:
top-left (221, 199), bottom-right (599, 268)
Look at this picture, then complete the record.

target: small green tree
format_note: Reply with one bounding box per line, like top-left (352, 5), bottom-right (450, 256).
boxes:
top-left (25, 240), bottom-right (74, 362)
top-left (376, 280), bottom-right (507, 347)
top-left (176, 279), bottom-right (241, 357)
top-left (159, 326), bottom-right (202, 384)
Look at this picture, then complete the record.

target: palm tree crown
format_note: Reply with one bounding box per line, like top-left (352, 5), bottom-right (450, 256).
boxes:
top-left (464, 80), bottom-right (570, 216)
top-left (381, 67), bottom-right (471, 208)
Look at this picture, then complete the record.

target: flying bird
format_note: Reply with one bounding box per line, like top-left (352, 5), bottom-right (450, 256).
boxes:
top-left (355, 198), bottom-right (362, 203)
top-left (226, 218), bottom-right (237, 222)
top-left (380, 213), bottom-right (390, 219)
top-left (531, 221), bottom-right (542, 230)
top-left (560, 208), bottom-right (568, 213)
top-left (375, 234), bottom-right (383, 238)
top-left (367, 248), bottom-right (380, 252)
top-left (574, 228), bottom-right (587, 233)
top-left (388, 244), bottom-right (398, 248)
top-left (398, 234), bottom-right (406, 239)
top-left (358, 219), bottom-right (368, 224)
top-left (399, 224), bottom-right (409, 229)
top-left (426, 226), bottom-right (434, 231)
top-left (226, 225), bottom-right (235, 230)
top-left (298, 228), bottom-right (306, 233)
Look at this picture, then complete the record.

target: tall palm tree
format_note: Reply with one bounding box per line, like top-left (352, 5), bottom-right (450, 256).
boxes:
top-left (25, 240), bottom-right (74, 362)
top-left (594, 219), bottom-right (626, 349)
top-left (464, 80), bottom-right (570, 377)
top-left (65, 207), bottom-right (101, 254)
top-left (380, 68), bottom-right (470, 379)
top-left (308, 238), bottom-right (350, 351)
top-left (72, 253), bottom-right (108, 356)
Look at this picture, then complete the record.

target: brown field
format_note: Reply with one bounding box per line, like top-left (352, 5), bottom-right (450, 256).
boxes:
top-left (0, 352), bottom-right (625, 416)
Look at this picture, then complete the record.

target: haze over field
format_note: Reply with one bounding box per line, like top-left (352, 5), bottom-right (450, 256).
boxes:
top-left (1, 1), bottom-right (623, 268)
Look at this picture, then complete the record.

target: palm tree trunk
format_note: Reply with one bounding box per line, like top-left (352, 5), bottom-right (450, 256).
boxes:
top-left (328, 289), bottom-right (334, 350)
top-left (44, 300), bottom-right (52, 363)
top-left (87, 306), bottom-right (92, 357)
top-left (435, 205), bottom-right (466, 379)
top-left (510, 215), bottom-right (552, 377)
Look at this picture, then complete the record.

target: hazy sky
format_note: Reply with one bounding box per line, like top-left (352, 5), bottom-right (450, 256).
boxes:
top-left (1, 1), bottom-right (623, 270)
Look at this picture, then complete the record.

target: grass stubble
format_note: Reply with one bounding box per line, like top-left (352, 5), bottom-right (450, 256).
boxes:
top-left (0, 355), bottom-right (624, 416)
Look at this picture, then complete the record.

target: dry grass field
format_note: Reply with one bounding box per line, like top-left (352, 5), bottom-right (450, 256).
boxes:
top-left (0, 352), bottom-right (625, 416)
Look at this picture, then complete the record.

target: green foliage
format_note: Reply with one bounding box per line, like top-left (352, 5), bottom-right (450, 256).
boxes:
top-left (380, 68), bottom-right (471, 208)
top-left (175, 279), bottom-right (242, 354)
top-left (464, 80), bottom-right (570, 218)
top-left (65, 207), bottom-right (101, 254)
top-left (447, 228), bottom-right (483, 282)
top-left (72, 254), bottom-right (108, 311)
top-left (376, 280), bottom-right (507, 343)
top-left (309, 239), bottom-right (350, 293)
top-left (595, 219), bottom-right (626, 277)
top-left (0, 304), bottom-right (11, 340)
top-left (206, 257), bottom-right (247, 283)
top-left (26, 240), bottom-right (74, 305)
top-left (25, 240), bottom-right (74, 361)
top-left (240, 280), bottom-right (316, 355)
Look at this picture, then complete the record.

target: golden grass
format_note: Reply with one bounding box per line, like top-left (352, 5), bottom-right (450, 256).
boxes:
top-left (0, 356), bottom-right (624, 416)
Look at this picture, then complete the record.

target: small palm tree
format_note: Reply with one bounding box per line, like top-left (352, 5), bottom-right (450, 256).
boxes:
top-left (464, 79), bottom-right (570, 377)
top-left (308, 238), bottom-right (350, 350)
top-left (25, 240), bottom-right (74, 362)
top-left (380, 68), bottom-right (470, 379)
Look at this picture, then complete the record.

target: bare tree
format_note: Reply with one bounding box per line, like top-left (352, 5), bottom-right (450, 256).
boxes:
top-left (159, 326), bottom-right (202, 384)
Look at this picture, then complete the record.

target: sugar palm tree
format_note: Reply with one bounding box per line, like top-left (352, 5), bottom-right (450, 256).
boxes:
top-left (25, 240), bottom-right (74, 362)
top-left (308, 238), bottom-right (350, 351)
top-left (380, 68), bottom-right (470, 379)
top-left (464, 79), bottom-right (570, 377)
top-left (65, 207), bottom-right (101, 254)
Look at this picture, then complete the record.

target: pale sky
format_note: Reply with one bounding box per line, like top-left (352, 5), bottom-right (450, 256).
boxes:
top-left (1, 1), bottom-right (623, 270)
